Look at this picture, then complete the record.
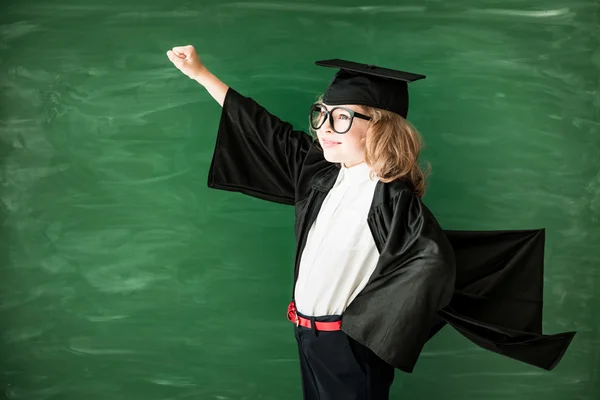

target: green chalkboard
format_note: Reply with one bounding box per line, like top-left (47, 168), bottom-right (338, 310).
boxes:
top-left (1, 0), bottom-right (598, 399)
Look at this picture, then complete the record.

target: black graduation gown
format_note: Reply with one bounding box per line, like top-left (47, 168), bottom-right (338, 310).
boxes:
top-left (206, 87), bottom-right (576, 373)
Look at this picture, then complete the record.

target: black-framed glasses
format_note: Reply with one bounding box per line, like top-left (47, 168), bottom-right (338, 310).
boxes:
top-left (309, 103), bottom-right (371, 134)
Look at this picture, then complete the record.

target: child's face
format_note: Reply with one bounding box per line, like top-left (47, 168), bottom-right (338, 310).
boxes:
top-left (315, 103), bottom-right (369, 168)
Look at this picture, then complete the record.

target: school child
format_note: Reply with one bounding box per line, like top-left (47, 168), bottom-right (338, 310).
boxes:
top-left (166, 45), bottom-right (576, 400)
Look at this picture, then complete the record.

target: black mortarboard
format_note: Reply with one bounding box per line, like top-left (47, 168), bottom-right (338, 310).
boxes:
top-left (315, 59), bottom-right (426, 119)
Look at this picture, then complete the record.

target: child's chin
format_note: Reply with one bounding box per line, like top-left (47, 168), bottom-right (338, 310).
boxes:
top-left (323, 153), bottom-right (343, 163)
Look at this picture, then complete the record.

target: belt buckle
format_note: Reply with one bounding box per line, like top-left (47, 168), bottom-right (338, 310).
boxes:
top-left (295, 313), bottom-right (299, 327)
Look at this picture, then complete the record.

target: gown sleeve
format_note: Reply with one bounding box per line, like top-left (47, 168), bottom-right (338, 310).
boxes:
top-left (207, 87), bottom-right (315, 205)
top-left (439, 229), bottom-right (577, 371)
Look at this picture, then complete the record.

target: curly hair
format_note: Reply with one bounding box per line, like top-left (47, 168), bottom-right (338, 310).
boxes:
top-left (360, 105), bottom-right (430, 197)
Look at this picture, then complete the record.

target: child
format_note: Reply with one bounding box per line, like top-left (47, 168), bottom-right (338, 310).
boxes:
top-left (167, 45), bottom-right (576, 400)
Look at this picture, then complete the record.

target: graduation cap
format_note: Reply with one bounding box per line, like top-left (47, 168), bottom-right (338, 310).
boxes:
top-left (315, 59), bottom-right (426, 119)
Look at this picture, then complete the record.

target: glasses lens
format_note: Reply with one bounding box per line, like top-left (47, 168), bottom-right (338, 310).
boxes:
top-left (331, 108), bottom-right (352, 133)
top-left (310, 104), bottom-right (326, 129)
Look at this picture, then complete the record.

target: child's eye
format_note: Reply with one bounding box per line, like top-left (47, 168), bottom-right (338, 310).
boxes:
top-left (338, 114), bottom-right (350, 120)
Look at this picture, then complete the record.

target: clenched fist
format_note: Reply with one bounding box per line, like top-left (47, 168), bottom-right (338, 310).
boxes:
top-left (166, 45), bottom-right (207, 80)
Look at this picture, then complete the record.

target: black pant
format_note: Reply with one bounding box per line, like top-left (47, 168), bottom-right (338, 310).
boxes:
top-left (293, 311), bottom-right (395, 400)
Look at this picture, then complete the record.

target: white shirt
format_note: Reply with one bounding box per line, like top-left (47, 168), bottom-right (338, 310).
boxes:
top-left (294, 161), bottom-right (381, 316)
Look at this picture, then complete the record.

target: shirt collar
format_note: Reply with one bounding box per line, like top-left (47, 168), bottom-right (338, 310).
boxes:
top-left (340, 162), bottom-right (377, 184)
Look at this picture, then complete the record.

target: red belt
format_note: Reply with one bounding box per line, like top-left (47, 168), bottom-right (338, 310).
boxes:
top-left (287, 301), bottom-right (342, 331)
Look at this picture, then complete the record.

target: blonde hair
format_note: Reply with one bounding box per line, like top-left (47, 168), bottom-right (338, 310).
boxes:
top-left (309, 95), bottom-right (430, 197)
top-left (361, 105), bottom-right (430, 197)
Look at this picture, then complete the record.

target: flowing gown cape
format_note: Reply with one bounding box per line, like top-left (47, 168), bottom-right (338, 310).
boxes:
top-left (206, 88), bottom-right (576, 373)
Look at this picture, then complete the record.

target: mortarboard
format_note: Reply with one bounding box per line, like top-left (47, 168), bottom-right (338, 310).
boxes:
top-left (315, 59), bottom-right (426, 119)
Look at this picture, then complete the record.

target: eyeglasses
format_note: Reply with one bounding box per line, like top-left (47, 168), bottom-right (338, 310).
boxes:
top-left (309, 103), bottom-right (371, 134)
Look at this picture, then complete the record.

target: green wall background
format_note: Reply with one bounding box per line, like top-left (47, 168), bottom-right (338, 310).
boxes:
top-left (1, 0), bottom-right (598, 398)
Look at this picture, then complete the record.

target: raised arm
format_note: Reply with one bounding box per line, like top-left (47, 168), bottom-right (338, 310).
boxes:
top-left (165, 45), bottom-right (321, 205)
top-left (166, 45), bottom-right (228, 107)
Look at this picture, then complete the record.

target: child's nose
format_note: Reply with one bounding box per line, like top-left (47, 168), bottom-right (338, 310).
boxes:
top-left (322, 121), bottom-right (335, 134)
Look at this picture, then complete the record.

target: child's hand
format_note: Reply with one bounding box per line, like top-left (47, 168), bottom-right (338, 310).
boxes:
top-left (166, 45), bottom-right (207, 80)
